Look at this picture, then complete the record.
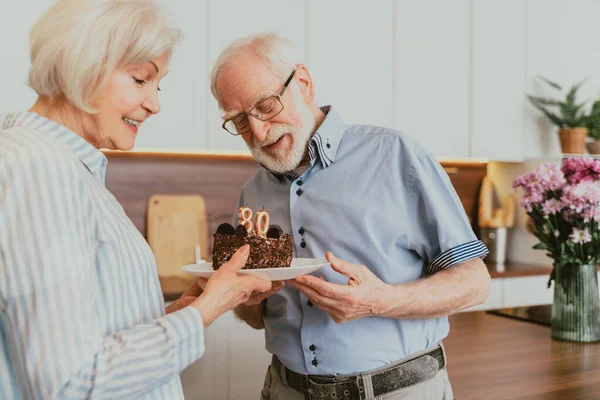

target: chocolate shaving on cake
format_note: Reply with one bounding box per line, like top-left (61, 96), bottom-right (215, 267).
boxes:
top-left (212, 233), bottom-right (293, 270)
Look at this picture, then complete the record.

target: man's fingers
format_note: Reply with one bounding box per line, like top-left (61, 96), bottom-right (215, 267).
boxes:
top-left (184, 278), bottom-right (204, 296)
top-left (294, 275), bottom-right (343, 299)
top-left (168, 295), bottom-right (197, 313)
top-left (247, 275), bottom-right (274, 293)
top-left (196, 277), bottom-right (208, 290)
top-left (249, 281), bottom-right (284, 303)
top-left (219, 245), bottom-right (250, 272)
top-left (288, 280), bottom-right (339, 309)
top-left (326, 252), bottom-right (363, 286)
top-left (326, 252), bottom-right (361, 277)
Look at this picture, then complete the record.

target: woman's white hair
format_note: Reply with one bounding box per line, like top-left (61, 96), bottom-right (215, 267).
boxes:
top-left (210, 33), bottom-right (302, 107)
top-left (28, 0), bottom-right (182, 113)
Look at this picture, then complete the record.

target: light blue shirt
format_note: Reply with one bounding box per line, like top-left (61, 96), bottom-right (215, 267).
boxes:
top-left (237, 106), bottom-right (488, 376)
top-left (0, 113), bottom-right (205, 399)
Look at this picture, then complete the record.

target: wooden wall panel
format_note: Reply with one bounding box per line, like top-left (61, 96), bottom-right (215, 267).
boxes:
top-left (105, 152), bottom-right (487, 255)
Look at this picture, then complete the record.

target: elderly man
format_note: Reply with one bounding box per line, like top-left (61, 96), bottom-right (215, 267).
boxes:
top-left (210, 33), bottom-right (491, 400)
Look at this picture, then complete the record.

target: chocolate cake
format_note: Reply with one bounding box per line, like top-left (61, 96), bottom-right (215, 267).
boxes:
top-left (211, 219), bottom-right (293, 270)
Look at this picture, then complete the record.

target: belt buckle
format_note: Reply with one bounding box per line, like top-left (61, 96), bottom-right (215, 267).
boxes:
top-left (307, 375), bottom-right (361, 400)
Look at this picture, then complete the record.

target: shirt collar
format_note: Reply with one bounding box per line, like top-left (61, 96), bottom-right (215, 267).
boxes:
top-left (3, 112), bottom-right (108, 184)
top-left (267, 105), bottom-right (345, 179)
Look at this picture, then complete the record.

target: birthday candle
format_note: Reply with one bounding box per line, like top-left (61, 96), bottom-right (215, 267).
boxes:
top-left (237, 206), bottom-right (253, 233)
top-left (254, 209), bottom-right (270, 237)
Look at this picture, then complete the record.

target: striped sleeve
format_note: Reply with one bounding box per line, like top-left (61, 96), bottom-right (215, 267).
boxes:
top-left (426, 240), bottom-right (489, 275)
top-left (0, 149), bottom-right (204, 399)
top-left (406, 153), bottom-right (489, 275)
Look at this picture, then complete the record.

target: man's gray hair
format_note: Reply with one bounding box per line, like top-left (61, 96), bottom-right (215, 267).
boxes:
top-left (210, 33), bottom-right (302, 107)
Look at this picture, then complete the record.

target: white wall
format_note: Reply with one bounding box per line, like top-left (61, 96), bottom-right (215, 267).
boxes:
top-left (4, 0), bottom-right (600, 161)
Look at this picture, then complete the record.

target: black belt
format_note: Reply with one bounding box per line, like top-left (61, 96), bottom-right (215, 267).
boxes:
top-left (273, 346), bottom-right (445, 400)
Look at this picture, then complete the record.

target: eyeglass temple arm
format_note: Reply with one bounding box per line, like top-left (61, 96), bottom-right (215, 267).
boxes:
top-left (278, 70), bottom-right (296, 97)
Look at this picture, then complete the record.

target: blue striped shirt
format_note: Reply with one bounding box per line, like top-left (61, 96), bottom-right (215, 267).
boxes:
top-left (237, 106), bottom-right (489, 375)
top-left (0, 113), bottom-right (204, 399)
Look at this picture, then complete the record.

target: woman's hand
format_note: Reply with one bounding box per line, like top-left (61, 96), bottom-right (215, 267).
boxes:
top-left (191, 245), bottom-right (273, 327)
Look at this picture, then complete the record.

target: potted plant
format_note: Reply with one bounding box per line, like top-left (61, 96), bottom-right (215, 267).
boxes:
top-left (527, 77), bottom-right (588, 154)
top-left (586, 99), bottom-right (600, 155)
top-left (513, 158), bottom-right (600, 342)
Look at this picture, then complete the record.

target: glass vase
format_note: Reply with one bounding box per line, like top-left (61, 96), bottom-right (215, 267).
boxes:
top-left (551, 263), bottom-right (600, 342)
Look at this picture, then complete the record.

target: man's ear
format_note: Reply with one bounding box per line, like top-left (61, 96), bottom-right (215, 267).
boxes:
top-left (293, 64), bottom-right (314, 104)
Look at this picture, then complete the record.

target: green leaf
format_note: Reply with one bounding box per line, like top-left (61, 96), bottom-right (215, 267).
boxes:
top-left (539, 76), bottom-right (563, 91)
top-left (527, 77), bottom-right (589, 129)
top-left (527, 96), bottom-right (562, 107)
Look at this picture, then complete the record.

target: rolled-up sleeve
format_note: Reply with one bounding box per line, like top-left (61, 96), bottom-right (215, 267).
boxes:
top-left (0, 150), bottom-right (205, 399)
top-left (406, 153), bottom-right (488, 275)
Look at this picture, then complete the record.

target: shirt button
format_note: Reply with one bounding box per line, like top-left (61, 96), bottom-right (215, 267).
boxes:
top-left (312, 359), bottom-right (318, 367)
top-left (297, 180), bottom-right (303, 186)
top-left (300, 241), bottom-right (306, 248)
top-left (307, 300), bottom-right (313, 307)
top-left (296, 188), bottom-right (304, 196)
top-left (298, 227), bottom-right (305, 235)
top-left (309, 344), bottom-right (316, 352)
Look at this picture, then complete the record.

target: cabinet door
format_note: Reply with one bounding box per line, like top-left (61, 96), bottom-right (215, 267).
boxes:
top-left (180, 312), bottom-right (232, 400)
top-left (135, 0), bottom-right (209, 149)
top-left (395, 0), bottom-right (470, 158)
top-left (207, 0), bottom-right (308, 151)
top-left (470, 0), bottom-right (525, 161)
top-left (228, 313), bottom-right (271, 399)
top-left (502, 275), bottom-right (554, 308)
top-left (524, 0), bottom-right (600, 159)
top-left (308, 0), bottom-right (394, 128)
top-left (0, 0), bottom-right (55, 115)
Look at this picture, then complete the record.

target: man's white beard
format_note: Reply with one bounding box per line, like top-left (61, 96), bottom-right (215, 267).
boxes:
top-left (249, 101), bottom-right (315, 173)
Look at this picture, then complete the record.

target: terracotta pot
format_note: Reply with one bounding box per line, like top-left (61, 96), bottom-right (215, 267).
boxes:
top-left (586, 140), bottom-right (600, 155)
top-left (558, 128), bottom-right (588, 154)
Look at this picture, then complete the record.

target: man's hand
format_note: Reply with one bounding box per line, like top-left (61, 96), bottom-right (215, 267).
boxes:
top-left (165, 278), bottom-right (204, 314)
top-left (230, 281), bottom-right (284, 330)
top-left (287, 252), bottom-right (393, 324)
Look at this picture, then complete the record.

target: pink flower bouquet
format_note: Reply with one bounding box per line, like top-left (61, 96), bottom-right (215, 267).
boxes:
top-left (514, 157), bottom-right (600, 342)
top-left (513, 158), bottom-right (600, 285)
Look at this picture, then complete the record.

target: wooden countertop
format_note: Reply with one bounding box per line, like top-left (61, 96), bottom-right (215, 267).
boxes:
top-left (486, 261), bottom-right (553, 278)
top-left (445, 311), bottom-right (600, 399)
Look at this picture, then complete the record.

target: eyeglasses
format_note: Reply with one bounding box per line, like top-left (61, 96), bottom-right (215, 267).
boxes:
top-left (222, 69), bottom-right (296, 136)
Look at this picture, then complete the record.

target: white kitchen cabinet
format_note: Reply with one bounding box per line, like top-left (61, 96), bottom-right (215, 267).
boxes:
top-left (470, 0), bottom-right (525, 162)
top-left (524, 0), bottom-right (600, 159)
top-left (501, 275), bottom-right (554, 307)
top-left (395, 0), bottom-right (470, 158)
top-left (0, 0), bottom-right (54, 115)
top-left (308, 0), bottom-right (394, 128)
top-left (181, 311), bottom-right (270, 400)
top-left (463, 275), bottom-right (554, 312)
top-left (228, 313), bottom-right (272, 400)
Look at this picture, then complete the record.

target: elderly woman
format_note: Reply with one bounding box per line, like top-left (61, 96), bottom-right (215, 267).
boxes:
top-left (0, 1), bottom-right (280, 399)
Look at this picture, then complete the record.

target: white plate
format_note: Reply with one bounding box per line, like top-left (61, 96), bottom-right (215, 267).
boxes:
top-left (180, 258), bottom-right (329, 281)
